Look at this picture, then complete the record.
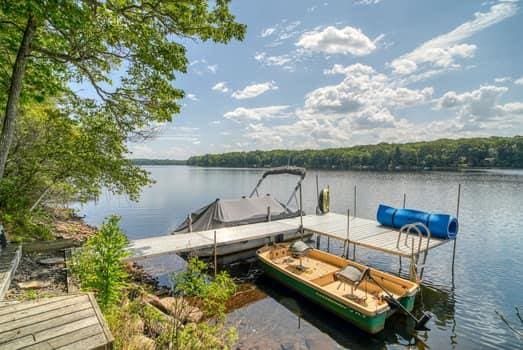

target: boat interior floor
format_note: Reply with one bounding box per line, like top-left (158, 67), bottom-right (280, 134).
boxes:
top-left (272, 255), bottom-right (392, 309)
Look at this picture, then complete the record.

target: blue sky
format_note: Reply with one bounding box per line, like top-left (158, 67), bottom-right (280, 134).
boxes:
top-left (128, 0), bottom-right (523, 159)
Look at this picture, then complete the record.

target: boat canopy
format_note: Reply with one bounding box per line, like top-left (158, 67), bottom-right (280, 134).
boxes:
top-left (174, 195), bottom-right (300, 233)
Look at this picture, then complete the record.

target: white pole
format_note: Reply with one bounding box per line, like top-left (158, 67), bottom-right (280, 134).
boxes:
top-left (452, 183), bottom-right (461, 278)
top-left (299, 183), bottom-right (303, 238)
top-left (353, 185), bottom-right (357, 218)
top-left (214, 230), bottom-right (217, 278)
top-left (346, 208), bottom-right (351, 258)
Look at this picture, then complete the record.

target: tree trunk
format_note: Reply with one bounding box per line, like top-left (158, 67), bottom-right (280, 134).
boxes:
top-left (0, 15), bottom-right (37, 179)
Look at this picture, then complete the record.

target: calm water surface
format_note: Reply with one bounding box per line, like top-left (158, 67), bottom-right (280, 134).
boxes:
top-left (75, 166), bottom-right (523, 349)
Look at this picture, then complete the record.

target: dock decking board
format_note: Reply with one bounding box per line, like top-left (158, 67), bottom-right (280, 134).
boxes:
top-left (127, 212), bottom-right (450, 260)
top-left (0, 244), bottom-right (21, 300)
top-left (0, 293), bottom-right (113, 350)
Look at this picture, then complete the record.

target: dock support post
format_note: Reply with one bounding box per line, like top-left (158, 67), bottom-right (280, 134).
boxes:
top-left (345, 208), bottom-right (350, 259)
top-left (299, 183), bottom-right (304, 239)
top-left (188, 214), bottom-right (193, 233)
top-left (399, 193), bottom-right (406, 272)
top-left (315, 175), bottom-right (322, 248)
top-left (409, 237), bottom-right (416, 281)
top-left (213, 230), bottom-right (217, 278)
top-left (267, 206), bottom-right (271, 222)
top-left (315, 175), bottom-right (320, 215)
top-left (353, 185), bottom-right (357, 218)
top-left (452, 183), bottom-right (461, 281)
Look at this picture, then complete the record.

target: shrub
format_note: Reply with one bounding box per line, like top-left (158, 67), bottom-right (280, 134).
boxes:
top-left (72, 215), bottom-right (129, 311)
top-left (173, 257), bottom-right (236, 318)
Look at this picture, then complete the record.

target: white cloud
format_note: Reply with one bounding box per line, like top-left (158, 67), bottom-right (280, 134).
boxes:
top-left (207, 64), bottom-right (218, 74)
top-left (231, 81), bottom-right (279, 100)
top-left (355, 0), bottom-right (384, 4)
top-left (494, 76), bottom-right (511, 83)
top-left (209, 120), bottom-right (221, 125)
top-left (260, 20), bottom-right (303, 46)
top-left (391, 2), bottom-right (517, 77)
top-left (515, 76), bottom-right (523, 85)
top-left (186, 93), bottom-right (198, 101)
top-left (307, 63), bottom-right (433, 117)
top-left (260, 27), bottom-right (276, 38)
top-left (224, 105), bottom-right (291, 122)
top-left (254, 52), bottom-right (296, 71)
top-left (212, 81), bottom-right (229, 93)
top-left (307, 6), bottom-right (317, 12)
top-left (435, 85), bottom-right (523, 131)
top-left (296, 26), bottom-right (377, 56)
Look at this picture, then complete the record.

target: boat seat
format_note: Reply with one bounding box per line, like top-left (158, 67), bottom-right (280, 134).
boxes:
top-left (336, 266), bottom-right (367, 285)
top-left (289, 241), bottom-right (312, 257)
top-left (290, 241), bottom-right (312, 271)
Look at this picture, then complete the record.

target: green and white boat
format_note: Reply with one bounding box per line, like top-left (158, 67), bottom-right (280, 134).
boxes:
top-left (257, 242), bottom-right (420, 334)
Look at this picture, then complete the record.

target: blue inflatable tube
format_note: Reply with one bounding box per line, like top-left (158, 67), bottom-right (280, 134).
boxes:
top-left (376, 204), bottom-right (458, 239)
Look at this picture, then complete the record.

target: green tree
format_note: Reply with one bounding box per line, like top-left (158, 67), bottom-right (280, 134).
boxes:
top-left (0, 0), bottom-right (246, 179)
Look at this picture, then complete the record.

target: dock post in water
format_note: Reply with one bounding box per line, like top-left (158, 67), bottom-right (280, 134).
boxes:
top-left (345, 208), bottom-right (350, 259)
top-left (315, 175), bottom-right (322, 249)
top-left (299, 183), bottom-right (304, 239)
top-left (267, 206), bottom-right (271, 222)
top-left (410, 237), bottom-right (416, 281)
top-left (188, 214), bottom-right (193, 233)
top-left (399, 193), bottom-right (407, 272)
top-left (452, 183), bottom-right (461, 281)
top-left (353, 185), bottom-right (357, 218)
top-left (213, 230), bottom-right (217, 278)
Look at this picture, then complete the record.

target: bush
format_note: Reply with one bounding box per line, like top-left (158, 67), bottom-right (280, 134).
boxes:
top-left (71, 215), bottom-right (129, 311)
top-left (173, 257), bottom-right (236, 318)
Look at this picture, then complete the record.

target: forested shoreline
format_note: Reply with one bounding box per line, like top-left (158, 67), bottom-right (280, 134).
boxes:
top-left (131, 159), bottom-right (186, 166)
top-left (186, 136), bottom-right (523, 170)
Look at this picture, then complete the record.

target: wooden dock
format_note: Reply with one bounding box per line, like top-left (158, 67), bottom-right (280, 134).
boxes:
top-left (0, 293), bottom-right (113, 350)
top-left (0, 244), bottom-right (21, 300)
top-left (284, 213), bottom-right (448, 258)
top-left (127, 212), bottom-right (449, 260)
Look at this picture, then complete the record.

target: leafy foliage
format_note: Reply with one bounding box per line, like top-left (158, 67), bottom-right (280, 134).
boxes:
top-left (72, 215), bottom-right (129, 311)
top-left (187, 136), bottom-right (523, 170)
top-left (173, 257), bottom-right (236, 319)
top-left (0, 1), bottom-right (245, 239)
top-left (0, 0), bottom-right (246, 135)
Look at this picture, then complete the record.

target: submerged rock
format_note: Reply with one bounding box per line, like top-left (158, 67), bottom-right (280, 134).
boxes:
top-left (17, 280), bottom-right (51, 289)
top-left (38, 257), bottom-right (65, 266)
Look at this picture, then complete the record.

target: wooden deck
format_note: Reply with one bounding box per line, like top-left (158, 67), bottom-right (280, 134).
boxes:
top-left (0, 244), bottom-right (21, 300)
top-left (0, 293), bottom-right (113, 349)
top-left (127, 219), bottom-right (298, 261)
top-left (127, 212), bottom-right (450, 260)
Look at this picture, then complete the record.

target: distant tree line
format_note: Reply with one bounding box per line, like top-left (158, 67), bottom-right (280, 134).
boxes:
top-left (131, 159), bottom-right (186, 166)
top-left (186, 136), bottom-right (523, 170)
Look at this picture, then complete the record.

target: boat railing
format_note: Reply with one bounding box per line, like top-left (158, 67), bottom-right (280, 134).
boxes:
top-left (396, 223), bottom-right (432, 280)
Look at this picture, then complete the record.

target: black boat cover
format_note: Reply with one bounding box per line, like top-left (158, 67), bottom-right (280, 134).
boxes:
top-left (174, 195), bottom-right (300, 233)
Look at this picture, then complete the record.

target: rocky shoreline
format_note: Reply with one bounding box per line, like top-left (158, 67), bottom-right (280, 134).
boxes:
top-left (6, 208), bottom-right (268, 311)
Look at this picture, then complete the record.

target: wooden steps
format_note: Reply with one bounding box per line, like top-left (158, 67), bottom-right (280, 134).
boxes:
top-left (0, 244), bottom-right (21, 300)
top-left (0, 293), bottom-right (113, 350)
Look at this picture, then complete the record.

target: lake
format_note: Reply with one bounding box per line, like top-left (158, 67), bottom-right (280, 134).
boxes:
top-left (75, 166), bottom-right (523, 349)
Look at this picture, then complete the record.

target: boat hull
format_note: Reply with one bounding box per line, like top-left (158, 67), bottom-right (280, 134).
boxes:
top-left (259, 257), bottom-right (388, 334)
